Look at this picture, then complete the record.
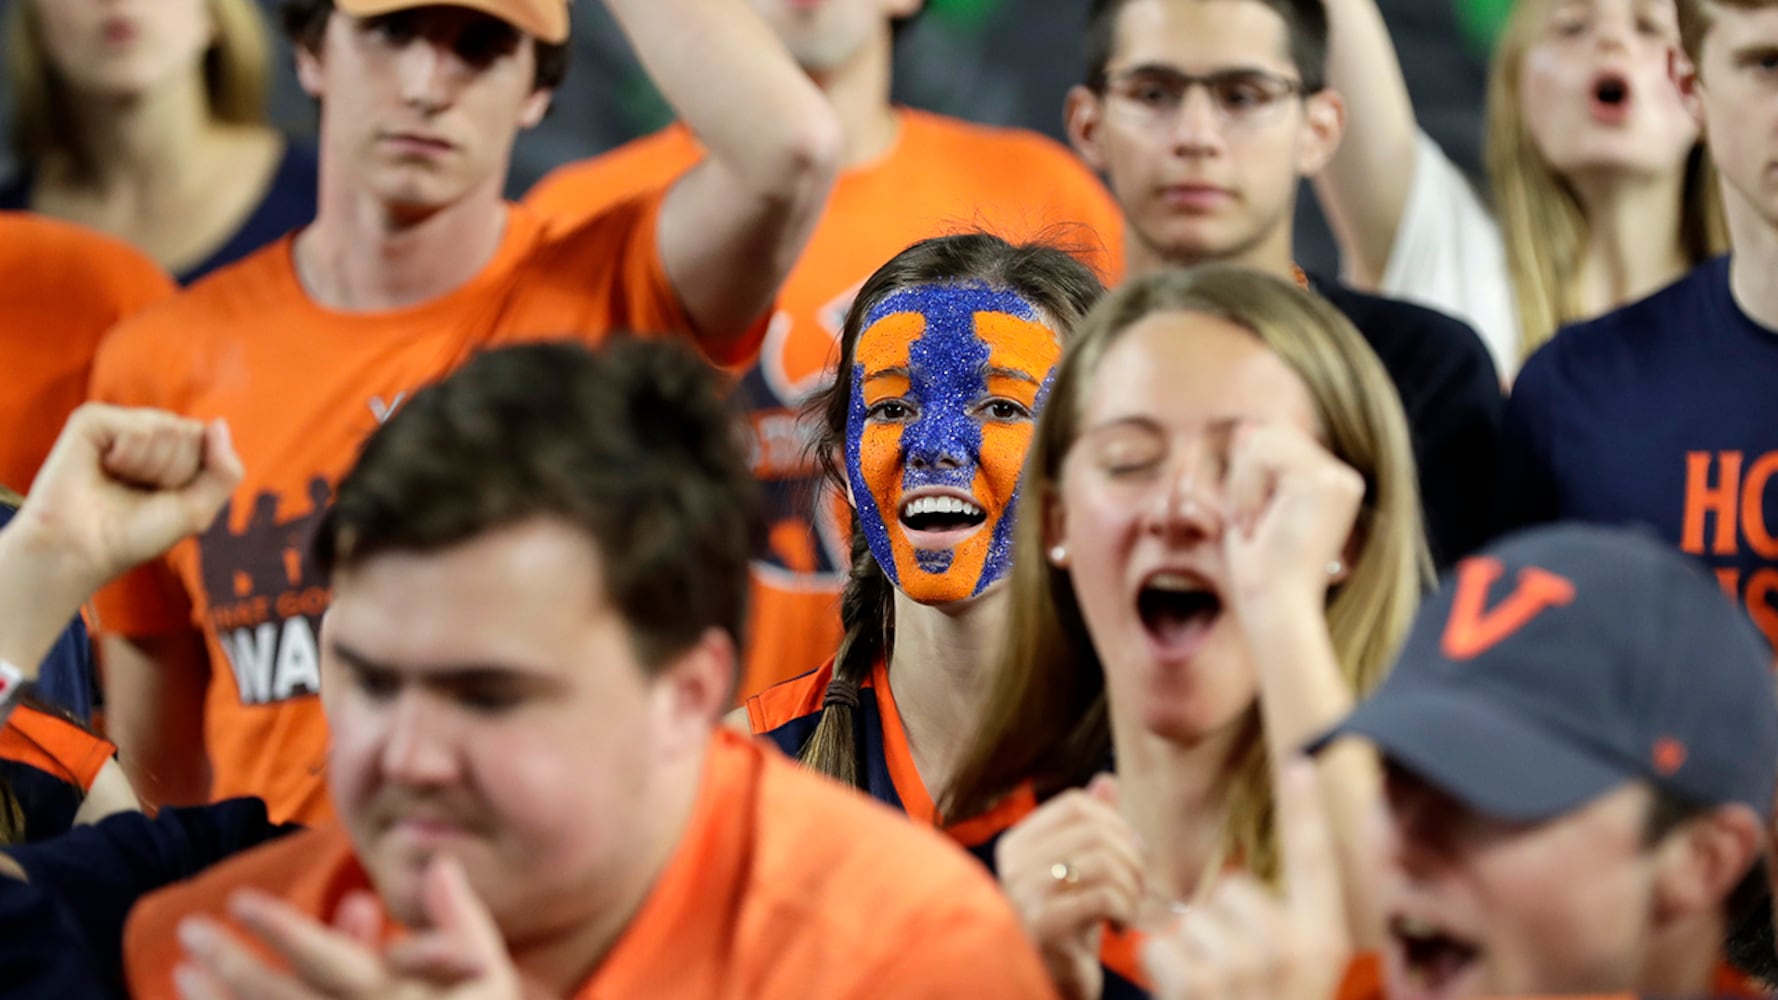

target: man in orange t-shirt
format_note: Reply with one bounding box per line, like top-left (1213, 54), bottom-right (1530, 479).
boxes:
top-left (527, 2), bottom-right (1126, 698)
top-left (0, 213), bottom-right (172, 495)
top-left (88, 0), bottom-right (840, 824)
top-left (126, 341), bottom-right (1059, 1000)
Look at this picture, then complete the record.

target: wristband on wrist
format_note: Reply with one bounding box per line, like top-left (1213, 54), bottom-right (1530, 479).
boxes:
top-left (0, 659), bottom-right (26, 719)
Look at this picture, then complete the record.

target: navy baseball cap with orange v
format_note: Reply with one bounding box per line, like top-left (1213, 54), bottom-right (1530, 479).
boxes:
top-left (337, 0), bottom-right (569, 43)
top-left (1314, 523), bottom-right (1778, 822)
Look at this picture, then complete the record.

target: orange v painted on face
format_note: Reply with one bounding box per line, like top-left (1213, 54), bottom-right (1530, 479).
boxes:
top-left (844, 284), bottom-right (1062, 605)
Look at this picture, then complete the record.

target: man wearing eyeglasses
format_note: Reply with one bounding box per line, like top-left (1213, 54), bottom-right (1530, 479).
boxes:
top-left (1069, 0), bottom-right (1504, 569)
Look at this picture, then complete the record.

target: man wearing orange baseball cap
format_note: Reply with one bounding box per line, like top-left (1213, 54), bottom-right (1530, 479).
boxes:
top-left (87, 0), bottom-right (841, 825)
top-left (334, 0), bottom-right (570, 43)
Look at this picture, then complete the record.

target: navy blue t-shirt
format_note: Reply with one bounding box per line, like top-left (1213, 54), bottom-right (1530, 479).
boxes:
top-left (0, 798), bottom-right (299, 998)
top-left (0, 140), bottom-right (318, 286)
top-left (1308, 275), bottom-right (1504, 570)
top-left (1496, 256), bottom-right (1778, 651)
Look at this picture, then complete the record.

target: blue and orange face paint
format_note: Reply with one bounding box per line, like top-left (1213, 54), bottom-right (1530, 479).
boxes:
top-left (844, 283), bottom-right (1063, 605)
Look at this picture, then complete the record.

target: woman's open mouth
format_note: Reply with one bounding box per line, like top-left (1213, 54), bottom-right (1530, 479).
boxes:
top-left (898, 491), bottom-right (988, 549)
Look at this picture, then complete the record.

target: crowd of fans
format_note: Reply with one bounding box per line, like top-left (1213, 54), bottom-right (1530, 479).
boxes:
top-left (0, 0), bottom-right (1772, 997)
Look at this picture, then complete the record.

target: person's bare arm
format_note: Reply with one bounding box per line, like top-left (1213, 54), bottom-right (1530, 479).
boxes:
top-left (72, 758), bottom-right (141, 826)
top-left (0, 405), bottom-right (239, 802)
top-left (721, 706), bottom-right (752, 734)
top-left (1223, 424), bottom-right (1389, 949)
top-left (602, 0), bottom-right (841, 345)
top-left (1313, 0), bottom-right (1423, 287)
top-left (102, 631), bottom-right (213, 808)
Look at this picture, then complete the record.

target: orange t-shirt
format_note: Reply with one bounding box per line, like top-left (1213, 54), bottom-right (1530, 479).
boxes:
top-left (124, 729), bottom-right (1061, 999)
top-left (0, 213), bottom-right (173, 494)
top-left (529, 110), bottom-right (1127, 700)
top-left (87, 192), bottom-right (759, 825)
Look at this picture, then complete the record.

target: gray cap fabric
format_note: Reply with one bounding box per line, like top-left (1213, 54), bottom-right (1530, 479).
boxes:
top-left (1316, 524), bottom-right (1778, 822)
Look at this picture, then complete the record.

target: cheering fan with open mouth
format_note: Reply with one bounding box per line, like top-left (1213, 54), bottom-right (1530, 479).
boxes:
top-left (741, 232), bottom-right (1105, 846)
top-left (943, 265), bottom-right (1430, 1000)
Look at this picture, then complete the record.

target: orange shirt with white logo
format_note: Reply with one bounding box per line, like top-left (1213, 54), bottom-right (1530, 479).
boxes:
top-left (528, 110), bottom-right (1126, 699)
top-left (123, 730), bottom-right (1061, 999)
top-left (88, 193), bottom-right (759, 825)
top-left (0, 213), bottom-right (173, 493)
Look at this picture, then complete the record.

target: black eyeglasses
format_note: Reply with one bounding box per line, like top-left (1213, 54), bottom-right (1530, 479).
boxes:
top-left (1091, 67), bottom-right (1310, 127)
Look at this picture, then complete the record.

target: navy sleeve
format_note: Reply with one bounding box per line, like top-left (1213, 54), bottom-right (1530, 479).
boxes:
top-left (0, 876), bottom-right (111, 998)
top-left (1492, 341), bottom-right (1565, 537)
top-left (3, 798), bottom-right (301, 996)
top-left (30, 614), bottom-right (95, 725)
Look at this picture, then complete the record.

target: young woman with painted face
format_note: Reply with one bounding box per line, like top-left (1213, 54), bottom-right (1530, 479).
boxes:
top-left (742, 233), bottom-right (1103, 837)
top-left (2, 0), bottom-right (316, 284)
top-left (1316, 0), bottom-right (1722, 377)
top-left (941, 265), bottom-right (1427, 1000)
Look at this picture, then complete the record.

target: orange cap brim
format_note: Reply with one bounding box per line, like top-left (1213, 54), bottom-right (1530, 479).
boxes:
top-left (335, 0), bottom-right (569, 44)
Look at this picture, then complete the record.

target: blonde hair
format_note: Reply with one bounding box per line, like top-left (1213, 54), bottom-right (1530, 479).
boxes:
top-left (6, 0), bottom-right (271, 169)
top-left (943, 264), bottom-right (1429, 884)
top-left (1486, 0), bottom-right (1726, 360)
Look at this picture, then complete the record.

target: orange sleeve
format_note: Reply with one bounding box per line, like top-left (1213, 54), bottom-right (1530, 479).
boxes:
top-left (88, 555), bottom-right (194, 639)
top-left (126, 828), bottom-right (363, 1000)
top-left (101, 241), bottom-right (178, 317)
top-left (524, 125), bottom-right (702, 231)
top-left (0, 216), bottom-right (174, 494)
top-left (0, 705), bottom-right (115, 791)
top-left (744, 660), bottom-right (832, 734)
top-left (1337, 952), bottom-right (1386, 1000)
top-left (85, 314), bottom-right (198, 637)
top-left (854, 899), bottom-right (1062, 999)
top-left (543, 188), bottom-right (769, 368)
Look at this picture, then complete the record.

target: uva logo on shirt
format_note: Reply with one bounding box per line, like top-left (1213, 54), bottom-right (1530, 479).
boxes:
top-left (368, 392), bottom-right (407, 425)
top-left (198, 478), bottom-right (333, 706)
top-left (1681, 450), bottom-right (1778, 648)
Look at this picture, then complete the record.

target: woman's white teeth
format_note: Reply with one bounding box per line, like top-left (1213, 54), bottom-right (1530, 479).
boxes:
top-left (1147, 571), bottom-right (1206, 593)
top-left (904, 496), bottom-right (983, 518)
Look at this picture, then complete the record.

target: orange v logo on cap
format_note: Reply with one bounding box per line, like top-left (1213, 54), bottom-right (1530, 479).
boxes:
top-left (1441, 557), bottom-right (1578, 660)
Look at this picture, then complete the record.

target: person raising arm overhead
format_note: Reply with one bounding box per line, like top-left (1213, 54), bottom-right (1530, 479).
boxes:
top-left (88, 0), bottom-right (840, 824)
top-left (1315, 0), bottom-right (1722, 375)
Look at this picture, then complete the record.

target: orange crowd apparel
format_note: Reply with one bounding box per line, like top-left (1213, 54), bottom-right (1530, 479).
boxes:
top-left (0, 213), bottom-right (173, 493)
top-left (88, 192), bottom-right (764, 825)
top-left (124, 730), bottom-right (1061, 999)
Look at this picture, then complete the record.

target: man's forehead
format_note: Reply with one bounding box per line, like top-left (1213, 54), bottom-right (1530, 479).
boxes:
top-left (321, 592), bottom-right (573, 676)
top-left (323, 525), bottom-right (615, 668)
top-left (1704, 2), bottom-right (1778, 61)
top-left (1107, 0), bottom-right (1295, 73)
